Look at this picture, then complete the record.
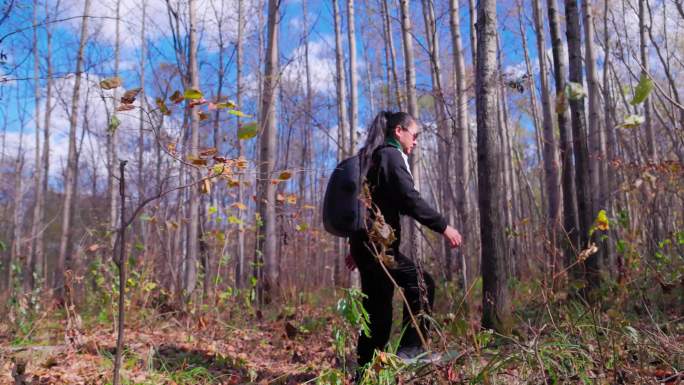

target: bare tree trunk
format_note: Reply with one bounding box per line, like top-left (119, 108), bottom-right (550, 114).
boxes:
top-left (381, 0), bottom-right (403, 110)
top-left (56, 0), bottom-right (91, 301)
top-left (332, 0), bottom-right (349, 286)
top-left (40, 0), bottom-right (53, 286)
top-left (27, 0), bottom-right (42, 292)
top-left (347, 0), bottom-right (358, 153)
top-left (257, 0), bottom-right (280, 302)
top-left (583, 0), bottom-right (608, 278)
top-left (548, 0), bottom-right (579, 268)
top-left (108, 0), bottom-right (120, 244)
top-left (518, 2), bottom-right (546, 220)
top-left (333, 0), bottom-right (349, 158)
top-left (422, 0), bottom-right (450, 278)
top-left (399, 0), bottom-right (423, 262)
top-left (533, 0), bottom-right (561, 268)
top-left (184, 0), bottom-right (200, 298)
top-left (300, 0), bottom-right (313, 290)
top-left (564, 0), bottom-right (595, 284)
top-left (449, 0), bottom-right (473, 287)
top-left (138, 0), bottom-right (146, 199)
top-left (477, 0), bottom-right (510, 333)
top-left (602, 0), bottom-right (616, 278)
top-left (6, 127), bottom-right (25, 300)
top-left (468, 0), bottom-right (477, 69)
top-left (493, 32), bottom-right (519, 279)
top-left (235, 0), bottom-right (245, 289)
top-left (639, 0), bottom-right (656, 162)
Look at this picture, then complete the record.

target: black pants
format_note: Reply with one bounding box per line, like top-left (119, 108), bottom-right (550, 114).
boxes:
top-left (350, 233), bottom-right (436, 367)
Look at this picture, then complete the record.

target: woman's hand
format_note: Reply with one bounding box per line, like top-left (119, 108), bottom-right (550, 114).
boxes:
top-left (443, 225), bottom-right (462, 248)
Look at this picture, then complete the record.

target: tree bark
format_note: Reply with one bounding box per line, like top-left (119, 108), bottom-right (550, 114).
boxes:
top-left (27, 0), bottom-right (42, 292)
top-left (533, 0), bottom-right (561, 267)
top-left (381, 0), bottom-right (403, 110)
top-left (108, 0), bottom-right (120, 246)
top-left (476, 0), bottom-right (511, 333)
top-left (449, 0), bottom-right (473, 287)
top-left (399, 0), bottom-right (423, 262)
top-left (40, 0), bottom-right (53, 285)
top-left (333, 0), bottom-right (349, 159)
top-left (257, 0), bottom-right (280, 302)
top-left (564, 0), bottom-right (595, 284)
top-left (583, 0), bottom-right (608, 281)
top-left (183, 0), bottom-right (200, 298)
top-left (639, 0), bottom-right (656, 162)
top-left (56, 0), bottom-right (91, 301)
top-left (235, 0), bottom-right (245, 289)
top-left (422, 0), bottom-right (451, 279)
top-left (347, 0), bottom-right (358, 154)
top-left (547, 0), bottom-right (579, 268)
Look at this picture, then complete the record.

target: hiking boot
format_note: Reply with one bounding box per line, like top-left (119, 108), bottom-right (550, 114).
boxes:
top-left (396, 346), bottom-right (442, 364)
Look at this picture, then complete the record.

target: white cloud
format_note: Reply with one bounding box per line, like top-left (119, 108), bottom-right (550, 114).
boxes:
top-left (281, 35), bottom-right (359, 95)
top-left (1, 71), bottom-right (178, 190)
top-left (57, 0), bottom-right (259, 52)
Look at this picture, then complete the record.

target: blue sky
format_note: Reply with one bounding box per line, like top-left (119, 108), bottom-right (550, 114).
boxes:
top-left (0, 0), bottom-right (543, 179)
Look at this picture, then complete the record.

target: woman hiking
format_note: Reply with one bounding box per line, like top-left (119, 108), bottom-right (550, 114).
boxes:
top-left (348, 111), bottom-right (462, 372)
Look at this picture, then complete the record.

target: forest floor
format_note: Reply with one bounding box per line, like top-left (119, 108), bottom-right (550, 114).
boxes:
top-left (0, 301), bottom-right (344, 384)
top-left (1, 286), bottom-right (683, 384)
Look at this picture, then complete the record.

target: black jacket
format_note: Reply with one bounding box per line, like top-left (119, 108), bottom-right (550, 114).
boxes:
top-left (363, 144), bottom-right (447, 250)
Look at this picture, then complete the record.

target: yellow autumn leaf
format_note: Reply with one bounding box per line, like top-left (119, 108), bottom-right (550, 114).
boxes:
top-left (286, 194), bottom-right (297, 205)
top-left (278, 170), bottom-right (293, 180)
top-left (200, 179), bottom-right (212, 194)
top-left (231, 202), bottom-right (247, 210)
top-left (595, 210), bottom-right (609, 231)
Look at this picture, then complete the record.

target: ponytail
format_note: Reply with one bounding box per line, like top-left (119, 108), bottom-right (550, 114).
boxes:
top-left (358, 110), bottom-right (415, 177)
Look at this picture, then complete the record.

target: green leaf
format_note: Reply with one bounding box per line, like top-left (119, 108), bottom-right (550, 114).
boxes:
top-left (565, 82), bottom-right (586, 100)
top-left (215, 101), bottom-right (237, 109)
top-left (228, 215), bottom-right (243, 225)
top-left (208, 206), bottom-right (218, 215)
top-left (238, 122), bottom-right (258, 140)
top-left (630, 74), bottom-right (653, 105)
top-left (184, 88), bottom-right (203, 100)
top-left (108, 115), bottom-right (121, 133)
top-left (156, 97), bottom-right (171, 115)
top-left (620, 114), bottom-right (645, 129)
top-left (227, 109), bottom-right (251, 118)
top-left (99, 77), bottom-right (122, 90)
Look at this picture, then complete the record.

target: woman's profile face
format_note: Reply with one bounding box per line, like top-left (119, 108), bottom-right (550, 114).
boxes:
top-left (394, 120), bottom-right (420, 155)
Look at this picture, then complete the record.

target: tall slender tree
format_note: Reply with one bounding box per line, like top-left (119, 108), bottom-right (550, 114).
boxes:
top-left (333, 0), bottom-right (349, 158)
top-left (564, 0), bottom-right (595, 284)
top-left (27, 0), bottom-right (43, 291)
top-left (422, 0), bottom-right (451, 278)
top-left (533, 0), bottom-right (561, 265)
top-left (257, 0), bottom-right (281, 301)
top-left (476, 0), bottom-right (511, 332)
top-left (56, 0), bottom-right (91, 300)
top-left (399, 0), bottom-right (423, 261)
top-left (184, 0), bottom-right (201, 297)
top-left (548, 0), bottom-right (579, 267)
top-left (449, 0), bottom-right (473, 286)
top-left (347, 0), bottom-right (358, 153)
top-left (235, 0), bottom-right (245, 289)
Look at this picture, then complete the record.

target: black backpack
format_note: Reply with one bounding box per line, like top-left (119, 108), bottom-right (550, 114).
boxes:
top-left (322, 155), bottom-right (366, 237)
